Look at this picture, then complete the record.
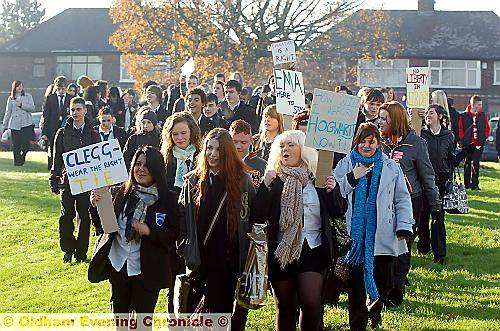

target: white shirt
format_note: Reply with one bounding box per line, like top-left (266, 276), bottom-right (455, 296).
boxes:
top-left (99, 126), bottom-right (115, 141)
top-left (229, 100), bottom-right (240, 112)
top-left (301, 181), bottom-right (322, 248)
top-left (108, 202), bottom-right (142, 276)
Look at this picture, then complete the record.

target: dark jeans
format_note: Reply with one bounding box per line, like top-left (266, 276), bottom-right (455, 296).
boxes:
top-left (418, 175), bottom-right (447, 260)
top-left (58, 188), bottom-right (91, 260)
top-left (464, 146), bottom-right (483, 188)
top-left (348, 256), bottom-right (395, 331)
top-left (392, 195), bottom-right (423, 304)
top-left (11, 126), bottom-right (32, 166)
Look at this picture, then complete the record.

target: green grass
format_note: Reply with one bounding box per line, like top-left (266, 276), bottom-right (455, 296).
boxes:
top-left (0, 151), bottom-right (499, 330)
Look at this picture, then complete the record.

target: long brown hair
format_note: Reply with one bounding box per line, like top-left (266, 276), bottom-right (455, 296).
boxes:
top-left (161, 111), bottom-right (201, 163)
top-left (379, 101), bottom-right (410, 145)
top-left (11, 80), bottom-right (24, 99)
top-left (195, 128), bottom-right (247, 240)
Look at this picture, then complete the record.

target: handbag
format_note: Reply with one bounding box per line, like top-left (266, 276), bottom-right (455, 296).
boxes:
top-left (88, 233), bottom-right (113, 283)
top-left (235, 223), bottom-right (268, 310)
top-left (330, 216), bottom-right (352, 258)
top-left (175, 192), bottom-right (228, 314)
top-left (323, 256), bottom-right (350, 306)
top-left (443, 167), bottom-right (469, 214)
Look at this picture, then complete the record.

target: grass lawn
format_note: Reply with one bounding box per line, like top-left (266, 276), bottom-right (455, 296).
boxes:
top-left (0, 151), bottom-right (499, 330)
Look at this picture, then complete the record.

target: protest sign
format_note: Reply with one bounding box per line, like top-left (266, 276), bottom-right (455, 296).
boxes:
top-left (62, 139), bottom-right (128, 195)
top-left (94, 186), bottom-right (119, 233)
top-left (406, 67), bottom-right (429, 109)
top-left (305, 89), bottom-right (360, 154)
top-left (274, 68), bottom-right (306, 116)
top-left (271, 40), bottom-right (296, 65)
top-left (181, 57), bottom-right (195, 76)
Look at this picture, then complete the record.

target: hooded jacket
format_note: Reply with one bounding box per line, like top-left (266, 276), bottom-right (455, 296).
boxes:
top-left (420, 126), bottom-right (456, 177)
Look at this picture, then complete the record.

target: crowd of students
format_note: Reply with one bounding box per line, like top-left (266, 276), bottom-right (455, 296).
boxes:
top-left (2, 70), bottom-right (496, 330)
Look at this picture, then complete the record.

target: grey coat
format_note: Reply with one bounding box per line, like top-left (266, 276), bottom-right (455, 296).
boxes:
top-left (333, 152), bottom-right (414, 256)
top-left (2, 94), bottom-right (36, 131)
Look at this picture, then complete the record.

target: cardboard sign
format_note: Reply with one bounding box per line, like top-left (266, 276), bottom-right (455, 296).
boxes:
top-left (274, 68), bottom-right (306, 116)
top-left (406, 67), bottom-right (429, 109)
top-left (315, 150), bottom-right (334, 188)
top-left (62, 139), bottom-right (128, 195)
top-left (305, 89), bottom-right (361, 154)
top-left (271, 40), bottom-right (296, 65)
top-left (95, 187), bottom-right (119, 233)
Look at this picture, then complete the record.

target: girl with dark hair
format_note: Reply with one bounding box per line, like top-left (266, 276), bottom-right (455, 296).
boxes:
top-left (178, 128), bottom-right (255, 330)
top-left (2, 80), bottom-right (36, 166)
top-left (146, 85), bottom-right (170, 127)
top-left (378, 101), bottom-right (440, 305)
top-left (255, 105), bottom-right (284, 161)
top-left (67, 83), bottom-right (79, 97)
top-left (418, 104), bottom-right (470, 264)
top-left (334, 122), bottom-right (414, 330)
top-left (83, 85), bottom-right (100, 123)
top-left (89, 146), bottom-right (179, 317)
top-left (252, 130), bottom-right (347, 331)
top-left (108, 86), bottom-right (126, 128)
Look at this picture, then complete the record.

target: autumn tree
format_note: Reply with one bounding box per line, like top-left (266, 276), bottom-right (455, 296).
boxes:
top-left (0, 0), bottom-right (45, 44)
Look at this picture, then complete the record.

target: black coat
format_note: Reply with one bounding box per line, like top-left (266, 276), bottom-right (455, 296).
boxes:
top-left (420, 127), bottom-right (456, 177)
top-left (251, 179), bottom-right (348, 267)
top-left (123, 130), bottom-right (161, 170)
top-left (49, 117), bottom-right (100, 192)
top-left (173, 98), bottom-right (185, 114)
top-left (228, 102), bottom-right (259, 135)
top-left (154, 104), bottom-right (171, 128)
top-left (198, 113), bottom-right (229, 136)
top-left (93, 125), bottom-right (129, 150)
top-left (167, 85), bottom-right (181, 115)
top-left (88, 186), bottom-right (179, 290)
top-left (41, 93), bottom-right (73, 143)
top-left (459, 110), bottom-right (489, 146)
top-left (449, 106), bottom-right (460, 145)
top-left (108, 98), bottom-right (126, 127)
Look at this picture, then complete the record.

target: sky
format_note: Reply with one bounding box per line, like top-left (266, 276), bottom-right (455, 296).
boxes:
top-left (39, 0), bottom-right (500, 21)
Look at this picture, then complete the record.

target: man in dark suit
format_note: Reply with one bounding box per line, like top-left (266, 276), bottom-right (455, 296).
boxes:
top-left (225, 79), bottom-right (258, 134)
top-left (41, 76), bottom-right (73, 170)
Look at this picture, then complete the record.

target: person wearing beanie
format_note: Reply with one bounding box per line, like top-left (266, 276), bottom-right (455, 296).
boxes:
top-left (122, 107), bottom-right (161, 170)
top-left (76, 75), bottom-right (94, 91)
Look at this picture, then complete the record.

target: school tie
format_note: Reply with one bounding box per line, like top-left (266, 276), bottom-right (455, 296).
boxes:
top-left (101, 132), bottom-right (110, 141)
top-left (59, 95), bottom-right (64, 112)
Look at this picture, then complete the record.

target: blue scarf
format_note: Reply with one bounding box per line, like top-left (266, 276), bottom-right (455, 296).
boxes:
top-left (173, 145), bottom-right (197, 188)
top-left (345, 148), bottom-right (383, 300)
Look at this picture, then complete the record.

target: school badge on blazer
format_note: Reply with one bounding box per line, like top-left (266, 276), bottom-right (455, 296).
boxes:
top-left (156, 213), bottom-right (166, 226)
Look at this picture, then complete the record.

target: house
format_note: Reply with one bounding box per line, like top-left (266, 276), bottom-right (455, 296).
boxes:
top-left (320, 0), bottom-right (500, 115)
top-left (0, 8), bottom-right (136, 119)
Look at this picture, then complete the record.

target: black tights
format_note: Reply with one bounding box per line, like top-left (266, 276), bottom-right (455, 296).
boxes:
top-left (272, 271), bottom-right (324, 331)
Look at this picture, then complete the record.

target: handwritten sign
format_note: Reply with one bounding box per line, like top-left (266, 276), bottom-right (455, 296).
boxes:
top-left (406, 67), bottom-right (429, 109)
top-left (274, 68), bottom-right (306, 116)
top-left (305, 89), bottom-right (360, 154)
top-left (271, 40), bottom-right (296, 65)
top-left (63, 139), bottom-right (128, 195)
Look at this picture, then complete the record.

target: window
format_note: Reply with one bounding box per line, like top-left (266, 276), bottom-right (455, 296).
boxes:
top-left (33, 58), bottom-right (45, 78)
top-left (120, 55), bottom-right (134, 82)
top-left (494, 61), bottom-right (500, 85)
top-left (56, 55), bottom-right (103, 80)
top-left (429, 60), bottom-right (480, 88)
top-left (357, 59), bottom-right (409, 87)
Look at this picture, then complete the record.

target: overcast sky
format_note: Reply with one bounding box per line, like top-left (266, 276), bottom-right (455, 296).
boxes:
top-left (39, 0), bottom-right (500, 21)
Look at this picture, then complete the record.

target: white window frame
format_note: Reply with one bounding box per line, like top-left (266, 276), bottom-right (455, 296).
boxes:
top-left (120, 55), bottom-right (135, 83)
top-left (428, 59), bottom-right (481, 89)
top-left (494, 61), bottom-right (500, 85)
top-left (56, 55), bottom-right (103, 80)
top-left (33, 57), bottom-right (45, 78)
top-left (357, 59), bottom-right (409, 87)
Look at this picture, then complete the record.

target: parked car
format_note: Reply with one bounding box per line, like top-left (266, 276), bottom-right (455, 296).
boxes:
top-left (482, 116), bottom-right (498, 162)
top-left (0, 112), bottom-right (42, 151)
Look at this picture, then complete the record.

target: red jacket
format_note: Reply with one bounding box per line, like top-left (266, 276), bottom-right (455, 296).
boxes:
top-left (458, 105), bottom-right (490, 146)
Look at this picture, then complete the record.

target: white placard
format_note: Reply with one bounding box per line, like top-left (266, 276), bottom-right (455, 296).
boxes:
top-left (271, 40), bottom-right (296, 65)
top-left (62, 139), bottom-right (128, 195)
top-left (181, 57), bottom-right (195, 76)
top-left (305, 89), bottom-right (361, 154)
top-left (406, 67), bottom-right (430, 109)
top-left (274, 68), bottom-right (306, 116)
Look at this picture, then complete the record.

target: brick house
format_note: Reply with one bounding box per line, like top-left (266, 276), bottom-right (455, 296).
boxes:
top-left (0, 8), bottom-right (136, 119)
top-left (321, 0), bottom-right (500, 115)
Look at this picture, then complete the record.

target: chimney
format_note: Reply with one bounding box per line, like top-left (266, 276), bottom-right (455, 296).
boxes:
top-left (418, 0), bottom-right (435, 12)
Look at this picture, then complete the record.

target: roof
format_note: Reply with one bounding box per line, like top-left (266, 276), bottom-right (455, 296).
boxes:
top-left (0, 8), bottom-right (118, 54)
top-left (327, 9), bottom-right (500, 60)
